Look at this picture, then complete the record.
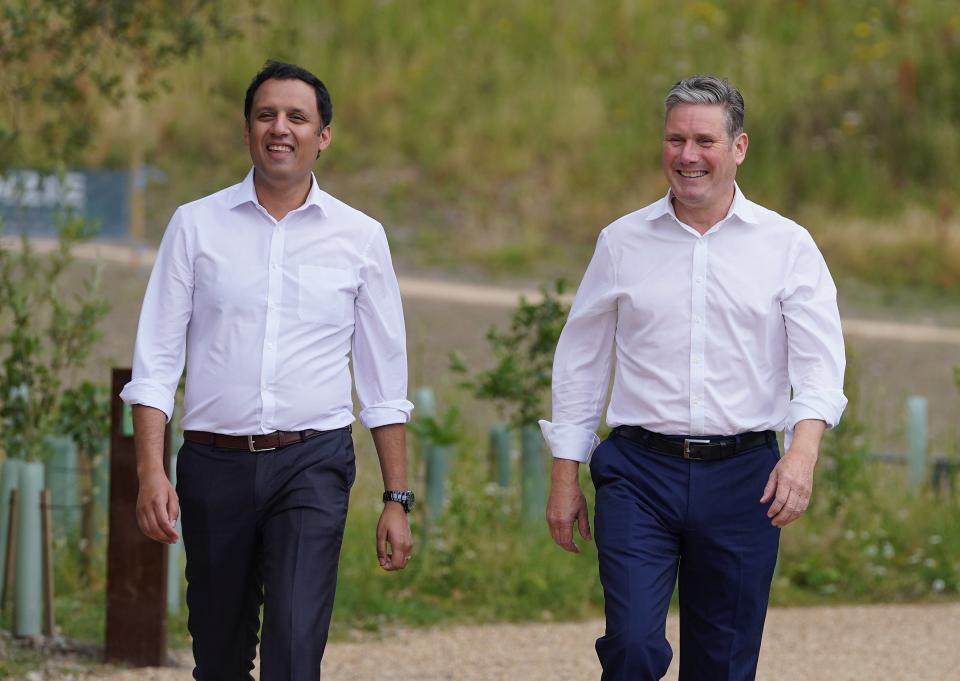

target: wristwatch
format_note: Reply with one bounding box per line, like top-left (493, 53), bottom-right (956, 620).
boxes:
top-left (383, 490), bottom-right (415, 513)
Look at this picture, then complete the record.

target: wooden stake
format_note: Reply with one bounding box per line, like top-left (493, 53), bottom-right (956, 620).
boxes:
top-left (40, 489), bottom-right (54, 636)
top-left (2, 488), bottom-right (18, 613)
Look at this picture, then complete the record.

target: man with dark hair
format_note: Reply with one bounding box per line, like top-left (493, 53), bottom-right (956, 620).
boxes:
top-left (122, 60), bottom-right (415, 680)
top-left (542, 75), bottom-right (846, 680)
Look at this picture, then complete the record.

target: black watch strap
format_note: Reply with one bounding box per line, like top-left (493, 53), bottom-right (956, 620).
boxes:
top-left (383, 489), bottom-right (415, 513)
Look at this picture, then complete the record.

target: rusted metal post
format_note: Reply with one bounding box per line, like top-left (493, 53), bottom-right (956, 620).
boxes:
top-left (41, 489), bottom-right (54, 636)
top-left (104, 368), bottom-right (170, 666)
top-left (2, 488), bottom-right (18, 612)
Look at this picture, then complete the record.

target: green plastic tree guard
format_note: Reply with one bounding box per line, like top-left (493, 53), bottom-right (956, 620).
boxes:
top-left (425, 443), bottom-right (450, 522)
top-left (167, 431), bottom-right (184, 615)
top-left (906, 395), bottom-right (928, 491)
top-left (14, 461), bottom-right (44, 637)
top-left (413, 387), bottom-right (439, 518)
top-left (44, 435), bottom-right (79, 540)
top-left (0, 459), bottom-right (21, 592)
top-left (414, 387), bottom-right (436, 418)
top-left (520, 425), bottom-right (547, 524)
top-left (489, 423), bottom-right (512, 487)
top-left (91, 439), bottom-right (110, 546)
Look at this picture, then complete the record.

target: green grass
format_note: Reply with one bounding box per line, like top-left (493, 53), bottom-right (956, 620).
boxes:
top-left (1, 344), bottom-right (954, 664)
top-left (2, 412), bottom-right (954, 662)
top-left (10, 1), bottom-right (960, 290)
top-left (330, 435), bottom-right (603, 636)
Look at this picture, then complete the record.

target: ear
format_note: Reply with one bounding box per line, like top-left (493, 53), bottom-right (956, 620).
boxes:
top-left (733, 131), bottom-right (749, 166)
top-left (243, 116), bottom-right (250, 147)
top-left (316, 125), bottom-right (333, 158)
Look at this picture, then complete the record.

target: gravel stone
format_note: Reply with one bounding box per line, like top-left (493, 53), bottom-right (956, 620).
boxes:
top-left (50, 602), bottom-right (959, 680)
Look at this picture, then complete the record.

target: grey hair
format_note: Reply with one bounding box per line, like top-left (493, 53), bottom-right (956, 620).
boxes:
top-left (664, 75), bottom-right (745, 140)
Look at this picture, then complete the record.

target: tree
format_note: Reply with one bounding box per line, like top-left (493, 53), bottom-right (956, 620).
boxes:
top-left (0, 1), bottom-right (246, 459)
top-left (0, 0), bottom-right (243, 170)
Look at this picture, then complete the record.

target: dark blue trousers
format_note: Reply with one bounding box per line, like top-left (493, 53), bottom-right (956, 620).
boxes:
top-left (590, 431), bottom-right (781, 681)
top-left (176, 427), bottom-right (355, 681)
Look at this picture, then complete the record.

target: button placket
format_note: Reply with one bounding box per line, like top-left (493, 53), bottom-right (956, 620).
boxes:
top-left (259, 221), bottom-right (285, 431)
top-left (689, 237), bottom-right (708, 434)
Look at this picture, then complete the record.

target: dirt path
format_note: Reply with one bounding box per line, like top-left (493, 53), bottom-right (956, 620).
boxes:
top-left (24, 602), bottom-right (952, 681)
top-left (5, 236), bottom-right (960, 345)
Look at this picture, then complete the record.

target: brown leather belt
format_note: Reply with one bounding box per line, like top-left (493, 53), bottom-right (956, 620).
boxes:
top-left (613, 425), bottom-right (774, 461)
top-left (183, 426), bottom-right (348, 453)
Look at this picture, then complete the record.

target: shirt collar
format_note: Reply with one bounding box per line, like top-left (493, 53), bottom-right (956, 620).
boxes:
top-left (227, 168), bottom-right (328, 217)
top-left (649, 182), bottom-right (759, 228)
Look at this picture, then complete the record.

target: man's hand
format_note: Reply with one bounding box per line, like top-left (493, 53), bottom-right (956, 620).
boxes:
top-left (370, 423), bottom-right (412, 571)
top-left (136, 469), bottom-right (180, 544)
top-left (376, 503), bottom-right (412, 571)
top-left (546, 458), bottom-right (592, 553)
top-left (760, 419), bottom-right (826, 528)
top-left (132, 404), bottom-right (178, 543)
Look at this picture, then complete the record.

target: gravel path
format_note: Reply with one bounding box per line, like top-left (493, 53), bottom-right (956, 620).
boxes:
top-left (45, 602), bottom-right (958, 681)
top-left (6, 236), bottom-right (960, 344)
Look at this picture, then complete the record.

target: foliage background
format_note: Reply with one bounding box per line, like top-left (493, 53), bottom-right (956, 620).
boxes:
top-left (6, 0), bottom-right (959, 286)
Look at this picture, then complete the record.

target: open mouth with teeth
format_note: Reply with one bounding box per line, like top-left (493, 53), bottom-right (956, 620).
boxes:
top-left (677, 170), bottom-right (708, 178)
top-left (267, 144), bottom-right (294, 153)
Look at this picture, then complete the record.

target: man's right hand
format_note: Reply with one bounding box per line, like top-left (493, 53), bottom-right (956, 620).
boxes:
top-left (546, 458), bottom-right (592, 553)
top-left (136, 469), bottom-right (180, 544)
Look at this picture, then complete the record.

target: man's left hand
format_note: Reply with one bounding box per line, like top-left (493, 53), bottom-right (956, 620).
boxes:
top-left (760, 420), bottom-right (825, 527)
top-left (376, 503), bottom-right (413, 571)
top-left (760, 446), bottom-right (817, 527)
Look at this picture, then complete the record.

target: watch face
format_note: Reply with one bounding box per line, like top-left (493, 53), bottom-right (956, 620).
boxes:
top-left (384, 490), bottom-right (415, 512)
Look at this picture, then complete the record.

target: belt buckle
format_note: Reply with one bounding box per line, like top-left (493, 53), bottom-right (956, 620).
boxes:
top-left (247, 435), bottom-right (277, 453)
top-left (683, 438), bottom-right (711, 461)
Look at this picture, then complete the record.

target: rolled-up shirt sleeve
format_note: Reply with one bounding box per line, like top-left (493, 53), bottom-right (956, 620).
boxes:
top-left (352, 224), bottom-right (414, 429)
top-left (119, 208), bottom-right (194, 422)
top-left (782, 230), bottom-right (848, 431)
top-left (539, 231), bottom-right (619, 462)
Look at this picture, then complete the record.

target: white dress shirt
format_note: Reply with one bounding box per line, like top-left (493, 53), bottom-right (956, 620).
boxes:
top-left (540, 185), bottom-right (847, 462)
top-left (120, 169), bottom-right (413, 433)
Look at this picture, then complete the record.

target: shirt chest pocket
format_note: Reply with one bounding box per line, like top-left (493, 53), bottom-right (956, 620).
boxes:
top-left (297, 265), bottom-right (357, 325)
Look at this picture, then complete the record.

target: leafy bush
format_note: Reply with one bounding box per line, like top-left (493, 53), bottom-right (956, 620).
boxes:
top-left (774, 351), bottom-right (960, 603)
top-left (0, 223), bottom-right (110, 461)
top-left (450, 280), bottom-right (569, 428)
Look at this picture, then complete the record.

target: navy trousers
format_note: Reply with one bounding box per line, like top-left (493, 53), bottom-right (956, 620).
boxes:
top-left (176, 427), bottom-right (355, 681)
top-left (590, 430), bottom-right (781, 681)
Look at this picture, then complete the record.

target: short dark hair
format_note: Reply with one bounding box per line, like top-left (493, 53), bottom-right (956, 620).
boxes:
top-left (244, 60), bottom-right (333, 128)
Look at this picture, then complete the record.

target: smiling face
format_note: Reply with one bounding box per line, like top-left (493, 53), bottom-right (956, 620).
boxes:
top-left (244, 77), bottom-right (331, 197)
top-left (661, 103), bottom-right (748, 230)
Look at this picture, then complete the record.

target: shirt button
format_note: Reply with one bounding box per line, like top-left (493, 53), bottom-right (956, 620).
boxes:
top-left (696, 276), bottom-right (704, 284)
top-left (692, 356), bottom-right (701, 364)
top-left (265, 341), bottom-right (275, 349)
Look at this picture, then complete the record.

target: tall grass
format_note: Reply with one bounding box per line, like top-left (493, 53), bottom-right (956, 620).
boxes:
top-left (41, 0), bottom-right (960, 288)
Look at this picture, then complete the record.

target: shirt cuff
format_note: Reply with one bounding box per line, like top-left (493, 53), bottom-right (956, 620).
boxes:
top-left (119, 379), bottom-right (175, 423)
top-left (538, 420), bottom-right (601, 463)
top-left (359, 399), bottom-right (414, 429)
top-left (787, 390), bottom-right (848, 431)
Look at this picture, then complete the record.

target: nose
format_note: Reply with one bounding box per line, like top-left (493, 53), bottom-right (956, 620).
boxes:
top-left (678, 140), bottom-right (700, 163)
top-left (269, 114), bottom-right (290, 135)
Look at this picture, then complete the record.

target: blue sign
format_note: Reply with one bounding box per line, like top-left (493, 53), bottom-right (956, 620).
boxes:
top-left (0, 169), bottom-right (130, 240)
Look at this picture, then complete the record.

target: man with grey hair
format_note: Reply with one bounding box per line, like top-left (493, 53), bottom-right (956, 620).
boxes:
top-left (541, 75), bottom-right (846, 680)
